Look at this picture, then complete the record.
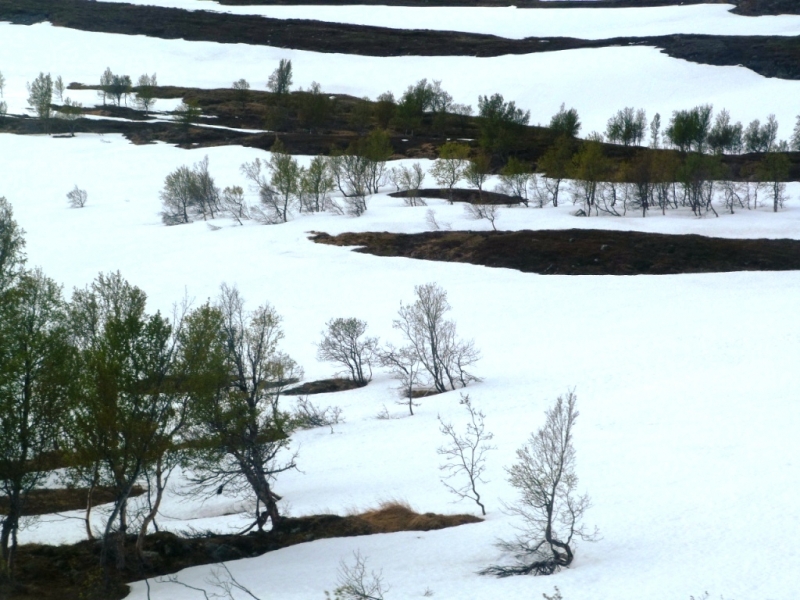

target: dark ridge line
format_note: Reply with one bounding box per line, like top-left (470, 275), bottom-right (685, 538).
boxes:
top-left (2, 1), bottom-right (800, 79)
top-left (215, 0), bottom-right (800, 15)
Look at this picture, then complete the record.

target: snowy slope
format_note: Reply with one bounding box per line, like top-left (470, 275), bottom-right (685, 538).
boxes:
top-left (3, 23), bottom-right (800, 140)
top-left (1, 133), bottom-right (799, 599)
top-left (98, 1), bottom-right (800, 40)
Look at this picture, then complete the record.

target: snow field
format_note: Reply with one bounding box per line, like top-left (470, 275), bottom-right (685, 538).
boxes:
top-left (3, 23), bottom-right (800, 139)
top-left (97, 1), bottom-right (800, 40)
top-left (2, 133), bottom-right (800, 598)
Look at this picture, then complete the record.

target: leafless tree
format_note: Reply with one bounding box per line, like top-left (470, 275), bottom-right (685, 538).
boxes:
top-left (157, 562), bottom-right (263, 600)
top-left (424, 209), bottom-right (451, 231)
top-left (481, 390), bottom-right (597, 577)
top-left (437, 394), bottom-right (495, 515)
top-left (393, 283), bottom-right (479, 394)
top-left (396, 162), bottom-right (427, 206)
top-left (326, 551), bottom-right (387, 600)
top-left (220, 185), bottom-right (250, 225)
top-left (134, 73), bottom-right (158, 116)
top-left (464, 202), bottom-right (500, 231)
top-left (66, 185), bottom-right (88, 208)
top-left (379, 343), bottom-right (423, 416)
top-left (317, 317), bottom-right (379, 386)
top-left (292, 396), bottom-right (343, 433)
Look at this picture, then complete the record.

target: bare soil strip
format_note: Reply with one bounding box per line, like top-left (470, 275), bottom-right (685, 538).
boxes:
top-left (6, 503), bottom-right (480, 600)
top-left (2, 1), bottom-right (800, 79)
top-left (312, 228), bottom-right (800, 276)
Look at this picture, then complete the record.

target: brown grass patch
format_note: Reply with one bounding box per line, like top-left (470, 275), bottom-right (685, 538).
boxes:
top-left (359, 501), bottom-right (481, 533)
top-left (3, 503), bottom-right (480, 599)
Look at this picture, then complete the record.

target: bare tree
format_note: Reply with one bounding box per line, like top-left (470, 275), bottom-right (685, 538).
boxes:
top-left (242, 140), bottom-right (300, 224)
top-left (437, 394), bottom-right (495, 515)
top-left (430, 141), bottom-right (470, 203)
top-left (55, 98), bottom-right (82, 136)
top-left (396, 162), bottom-right (426, 206)
top-left (66, 185), bottom-right (88, 208)
top-left (134, 73), bottom-right (158, 116)
top-left (53, 75), bottom-right (65, 103)
top-left (0, 70), bottom-right (5, 98)
top-left (317, 317), bottom-right (379, 386)
top-left (379, 343), bottom-right (423, 415)
top-left (160, 156), bottom-right (221, 225)
top-left (327, 551), bottom-right (387, 600)
top-left (232, 78), bottom-right (250, 108)
top-left (481, 390), bottom-right (597, 577)
top-left (464, 201), bottom-right (499, 231)
top-left (221, 185), bottom-right (250, 225)
top-left (393, 283), bottom-right (479, 394)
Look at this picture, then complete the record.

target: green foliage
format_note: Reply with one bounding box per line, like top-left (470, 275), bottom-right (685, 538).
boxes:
top-left (374, 91), bottom-right (396, 129)
top-left (549, 103), bottom-right (581, 138)
top-left (0, 269), bottom-right (73, 578)
top-left (0, 197), bottom-right (26, 292)
top-left (26, 72), bottom-right (53, 129)
top-left (68, 271), bottom-right (183, 567)
top-left (299, 81), bottom-right (333, 132)
top-left (605, 107), bottom-right (646, 146)
top-left (267, 58), bottom-right (293, 96)
top-left (665, 105), bottom-right (713, 153)
top-left (174, 99), bottom-right (201, 130)
top-left (707, 109), bottom-right (743, 154)
top-left (477, 93), bottom-right (529, 156)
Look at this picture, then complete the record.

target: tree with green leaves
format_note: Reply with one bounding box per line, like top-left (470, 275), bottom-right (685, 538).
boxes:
top-left (605, 107), bottom-right (646, 146)
top-left (99, 67), bottom-right (113, 106)
top-left (757, 152), bottom-right (791, 212)
top-left (677, 153), bottom-right (724, 217)
top-left (707, 109), bottom-right (743, 154)
top-left (431, 141), bottom-right (470, 204)
top-left (465, 152), bottom-right (492, 201)
top-left (549, 103), bottom-right (581, 139)
top-left (477, 93), bottom-right (529, 156)
top-left (173, 100), bottom-right (201, 132)
top-left (744, 115), bottom-right (779, 154)
top-left (300, 156), bottom-right (335, 213)
top-left (0, 198), bottom-right (25, 293)
top-left (184, 285), bottom-right (302, 531)
top-left (665, 105), bottom-right (713, 153)
top-left (570, 140), bottom-right (611, 216)
top-left (536, 136), bottom-right (574, 208)
top-left (374, 91), bottom-right (396, 130)
top-left (26, 72), bottom-right (53, 132)
top-left (0, 269), bottom-right (74, 580)
top-left (298, 81), bottom-right (332, 133)
top-left (68, 272), bottom-right (185, 570)
top-left (267, 58), bottom-right (293, 96)
top-left (498, 157), bottom-right (532, 206)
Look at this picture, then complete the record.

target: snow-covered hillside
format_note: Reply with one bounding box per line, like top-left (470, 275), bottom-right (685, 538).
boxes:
top-left (1, 3), bottom-right (800, 599)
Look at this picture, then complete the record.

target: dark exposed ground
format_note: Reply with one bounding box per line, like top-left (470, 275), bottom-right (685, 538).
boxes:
top-left (0, 486), bottom-right (145, 517)
top-left (4, 503), bottom-right (481, 600)
top-left (217, 0), bottom-right (797, 15)
top-left (3, 1), bottom-right (800, 79)
top-left (312, 228), bottom-right (800, 276)
top-left (284, 377), bottom-right (364, 394)
top-left (6, 84), bottom-right (800, 182)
